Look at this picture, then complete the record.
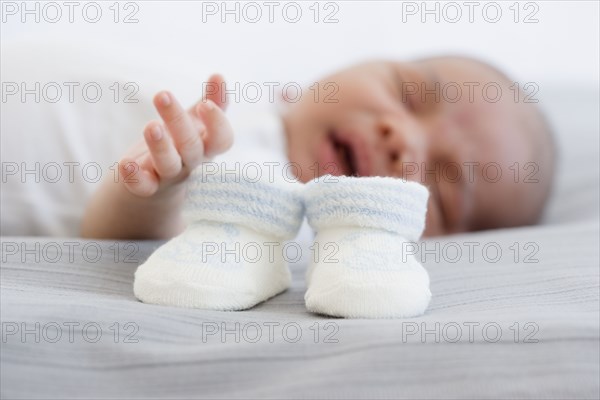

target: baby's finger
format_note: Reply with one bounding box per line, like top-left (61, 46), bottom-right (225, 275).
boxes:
top-left (119, 157), bottom-right (160, 197)
top-left (203, 74), bottom-right (228, 111)
top-left (143, 121), bottom-right (182, 180)
top-left (153, 91), bottom-right (204, 167)
top-left (196, 100), bottom-right (234, 158)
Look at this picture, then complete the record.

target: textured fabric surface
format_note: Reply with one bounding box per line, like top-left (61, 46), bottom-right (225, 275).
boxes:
top-left (304, 176), bottom-right (429, 241)
top-left (183, 165), bottom-right (305, 240)
top-left (1, 220), bottom-right (598, 399)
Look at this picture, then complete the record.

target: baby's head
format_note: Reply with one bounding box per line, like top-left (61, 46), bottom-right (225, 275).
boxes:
top-left (282, 56), bottom-right (555, 236)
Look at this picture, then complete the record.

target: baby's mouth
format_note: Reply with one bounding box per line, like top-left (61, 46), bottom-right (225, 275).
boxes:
top-left (329, 130), bottom-right (358, 176)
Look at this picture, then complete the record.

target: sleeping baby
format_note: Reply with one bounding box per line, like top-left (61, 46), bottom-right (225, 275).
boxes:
top-left (80, 56), bottom-right (556, 318)
top-left (82, 55), bottom-right (555, 239)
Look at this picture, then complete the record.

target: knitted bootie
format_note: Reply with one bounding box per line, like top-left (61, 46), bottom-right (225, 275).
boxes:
top-left (303, 175), bottom-right (430, 318)
top-left (134, 164), bottom-right (305, 310)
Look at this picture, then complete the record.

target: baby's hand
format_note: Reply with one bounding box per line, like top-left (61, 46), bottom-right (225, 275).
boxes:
top-left (119, 74), bottom-right (233, 197)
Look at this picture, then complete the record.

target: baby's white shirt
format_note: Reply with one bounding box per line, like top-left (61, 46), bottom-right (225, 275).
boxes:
top-left (217, 105), bottom-right (288, 169)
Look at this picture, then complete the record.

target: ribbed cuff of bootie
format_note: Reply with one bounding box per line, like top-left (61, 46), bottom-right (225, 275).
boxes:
top-left (304, 175), bottom-right (429, 239)
top-left (183, 163), bottom-right (305, 240)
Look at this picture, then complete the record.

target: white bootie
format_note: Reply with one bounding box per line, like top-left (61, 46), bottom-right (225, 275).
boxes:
top-left (303, 175), bottom-right (431, 318)
top-left (134, 164), bottom-right (304, 310)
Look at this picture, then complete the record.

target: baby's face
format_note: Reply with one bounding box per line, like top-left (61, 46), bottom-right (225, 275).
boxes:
top-left (283, 58), bottom-right (540, 236)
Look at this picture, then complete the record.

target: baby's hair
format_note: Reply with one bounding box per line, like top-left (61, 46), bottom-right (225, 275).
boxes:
top-left (516, 88), bottom-right (557, 223)
top-left (480, 56), bottom-right (557, 223)
top-left (417, 54), bottom-right (557, 224)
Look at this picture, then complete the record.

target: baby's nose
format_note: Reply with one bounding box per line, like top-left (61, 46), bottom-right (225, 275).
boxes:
top-left (377, 119), bottom-right (428, 177)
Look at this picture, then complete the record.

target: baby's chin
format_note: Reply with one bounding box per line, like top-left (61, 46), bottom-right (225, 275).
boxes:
top-left (284, 146), bottom-right (314, 183)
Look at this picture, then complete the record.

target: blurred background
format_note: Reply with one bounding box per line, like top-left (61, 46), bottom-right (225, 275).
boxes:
top-left (2, 1), bottom-right (599, 89)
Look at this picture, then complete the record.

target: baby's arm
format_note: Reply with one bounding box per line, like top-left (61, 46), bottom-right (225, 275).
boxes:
top-left (81, 75), bottom-right (233, 240)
